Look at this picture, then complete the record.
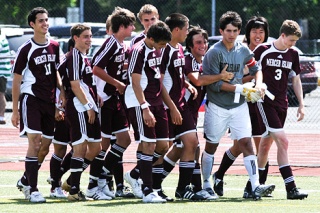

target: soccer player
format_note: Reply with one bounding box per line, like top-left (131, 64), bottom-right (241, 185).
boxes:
top-left (158, 25), bottom-right (234, 200)
top-left (157, 13), bottom-right (206, 201)
top-left (201, 11), bottom-right (275, 200)
top-left (130, 4), bottom-right (159, 47)
top-left (124, 5), bottom-right (159, 192)
top-left (212, 16), bottom-right (273, 198)
top-left (62, 23), bottom-right (104, 201)
top-left (12, 7), bottom-right (65, 203)
top-left (92, 7), bottom-right (136, 199)
top-left (255, 20), bottom-right (308, 200)
top-left (124, 20), bottom-right (172, 203)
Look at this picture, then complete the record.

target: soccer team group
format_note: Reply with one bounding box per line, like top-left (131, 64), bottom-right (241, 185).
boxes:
top-left (11, 4), bottom-right (309, 203)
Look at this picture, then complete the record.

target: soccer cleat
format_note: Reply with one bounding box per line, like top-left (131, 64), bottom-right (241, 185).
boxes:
top-left (124, 171), bottom-right (143, 198)
top-left (61, 180), bottom-right (71, 192)
top-left (17, 179), bottom-right (31, 199)
top-left (86, 187), bottom-right (112, 200)
top-left (156, 189), bottom-right (174, 202)
top-left (196, 189), bottom-right (218, 200)
top-left (287, 187), bottom-right (308, 200)
top-left (115, 186), bottom-right (135, 198)
top-left (142, 191), bottom-right (166, 203)
top-left (50, 187), bottom-right (67, 198)
top-left (29, 191), bottom-right (46, 203)
top-left (47, 177), bottom-right (53, 184)
top-left (213, 173), bottom-right (224, 196)
top-left (175, 186), bottom-right (206, 201)
top-left (98, 180), bottom-right (115, 198)
top-left (67, 191), bottom-right (87, 201)
top-left (242, 187), bottom-right (253, 199)
top-left (252, 184), bottom-right (275, 200)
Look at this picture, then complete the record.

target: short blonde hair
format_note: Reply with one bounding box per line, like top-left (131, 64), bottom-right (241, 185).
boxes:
top-left (137, 4), bottom-right (159, 21)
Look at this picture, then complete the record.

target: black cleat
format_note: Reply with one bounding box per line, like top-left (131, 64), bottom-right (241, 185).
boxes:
top-left (287, 187), bottom-right (308, 200)
top-left (243, 187), bottom-right (253, 199)
top-left (213, 173), bottom-right (224, 196)
top-left (115, 186), bottom-right (135, 198)
top-left (175, 186), bottom-right (206, 201)
top-left (157, 189), bottom-right (174, 202)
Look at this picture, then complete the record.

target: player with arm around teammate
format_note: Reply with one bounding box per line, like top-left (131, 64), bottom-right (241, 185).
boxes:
top-left (201, 11), bottom-right (275, 200)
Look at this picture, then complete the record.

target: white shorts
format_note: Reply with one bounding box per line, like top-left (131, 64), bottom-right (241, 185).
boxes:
top-left (204, 102), bottom-right (252, 143)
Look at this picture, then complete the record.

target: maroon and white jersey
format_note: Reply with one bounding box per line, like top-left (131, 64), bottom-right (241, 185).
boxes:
top-left (161, 43), bottom-right (186, 108)
top-left (92, 35), bottom-right (126, 101)
top-left (184, 53), bottom-right (206, 115)
top-left (65, 48), bottom-right (98, 114)
top-left (12, 38), bottom-right (60, 103)
top-left (130, 32), bottom-right (146, 48)
top-left (125, 41), bottom-right (163, 108)
top-left (254, 42), bottom-right (301, 107)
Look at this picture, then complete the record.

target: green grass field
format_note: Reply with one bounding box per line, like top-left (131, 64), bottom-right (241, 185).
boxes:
top-left (0, 170), bottom-right (319, 213)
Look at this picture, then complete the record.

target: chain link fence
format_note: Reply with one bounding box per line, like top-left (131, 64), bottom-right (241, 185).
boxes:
top-left (1, 0), bottom-right (319, 131)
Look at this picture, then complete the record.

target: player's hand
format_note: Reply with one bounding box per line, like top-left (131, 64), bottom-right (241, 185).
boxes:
top-left (297, 105), bottom-right (305, 121)
top-left (143, 108), bottom-right (156, 127)
top-left (116, 81), bottom-right (126, 95)
top-left (87, 109), bottom-right (95, 124)
top-left (170, 107), bottom-right (182, 125)
top-left (11, 110), bottom-right (20, 128)
top-left (220, 65), bottom-right (234, 82)
top-left (55, 108), bottom-right (64, 121)
top-left (59, 89), bottom-right (66, 108)
top-left (187, 84), bottom-right (198, 100)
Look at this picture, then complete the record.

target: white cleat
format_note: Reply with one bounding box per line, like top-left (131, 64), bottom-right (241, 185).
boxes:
top-left (142, 191), bottom-right (166, 203)
top-left (29, 191), bottom-right (46, 203)
top-left (16, 179), bottom-right (31, 199)
top-left (50, 187), bottom-right (67, 198)
top-left (86, 187), bottom-right (112, 200)
top-left (196, 189), bottom-right (218, 201)
top-left (124, 171), bottom-right (143, 198)
top-left (97, 179), bottom-right (115, 198)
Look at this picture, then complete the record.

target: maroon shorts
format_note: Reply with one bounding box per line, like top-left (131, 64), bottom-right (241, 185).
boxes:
top-left (128, 105), bottom-right (169, 143)
top-left (53, 119), bottom-right (71, 145)
top-left (100, 95), bottom-right (129, 138)
top-left (247, 102), bottom-right (265, 136)
top-left (257, 102), bottom-right (287, 135)
top-left (66, 111), bottom-right (101, 146)
top-left (19, 94), bottom-right (55, 138)
top-left (167, 105), bottom-right (197, 140)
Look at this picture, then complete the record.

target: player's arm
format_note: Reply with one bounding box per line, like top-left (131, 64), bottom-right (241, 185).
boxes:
top-left (92, 65), bottom-right (126, 95)
top-left (292, 74), bottom-right (305, 121)
top-left (56, 71), bottom-right (66, 108)
top-left (70, 80), bottom-right (95, 124)
top-left (161, 75), bottom-right (182, 125)
top-left (131, 73), bottom-right (156, 127)
top-left (11, 73), bottom-right (22, 128)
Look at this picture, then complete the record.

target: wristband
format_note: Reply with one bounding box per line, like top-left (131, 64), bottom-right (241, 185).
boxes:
top-left (140, 102), bottom-right (149, 110)
top-left (84, 102), bottom-right (93, 110)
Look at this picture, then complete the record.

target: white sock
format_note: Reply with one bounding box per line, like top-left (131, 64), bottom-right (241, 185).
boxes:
top-left (201, 151), bottom-right (214, 189)
top-left (243, 155), bottom-right (259, 191)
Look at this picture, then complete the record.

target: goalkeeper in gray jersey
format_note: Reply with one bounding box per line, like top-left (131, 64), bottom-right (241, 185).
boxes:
top-left (201, 11), bottom-right (275, 200)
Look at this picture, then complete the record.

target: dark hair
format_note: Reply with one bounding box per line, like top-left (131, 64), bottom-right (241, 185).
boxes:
top-left (219, 11), bottom-right (242, 30)
top-left (27, 7), bottom-right (48, 27)
top-left (70, 24), bottom-right (91, 40)
top-left (245, 16), bottom-right (269, 45)
top-left (67, 38), bottom-right (75, 52)
top-left (146, 21), bottom-right (171, 43)
top-left (186, 25), bottom-right (208, 53)
top-left (164, 13), bottom-right (189, 31)
top-left (111, 7), bottom-right (136, 33)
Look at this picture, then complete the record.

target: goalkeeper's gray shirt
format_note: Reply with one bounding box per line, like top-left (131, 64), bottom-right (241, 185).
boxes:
top-left (203, 41), bottom-right (260, 110)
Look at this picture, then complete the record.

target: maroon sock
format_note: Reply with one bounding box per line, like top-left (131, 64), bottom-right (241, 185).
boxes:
top-left (279, 165), bottom-right (296, 192)
top-left (50, 154), bottom-right (63, 189)
top-left (215, 150), bottom-right (236, 180)
top-left (69, 157), bottom-right (84, 195)
top-left (88, 150), bottom-right (106, 189)
top-left (152, 164), bottom-right (163, 190)
top-left (191, 163), bottom-right (202, 192)
top-left (140, 153), bottom-right (153, 196)
top-left (177, 161), bottom-right (195, 191)
top-left (25, 157), bottom-right (39, 193)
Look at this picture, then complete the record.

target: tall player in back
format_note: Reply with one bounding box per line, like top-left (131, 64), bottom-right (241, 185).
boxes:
top-left (254, 20), bottom-right (308, 200)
